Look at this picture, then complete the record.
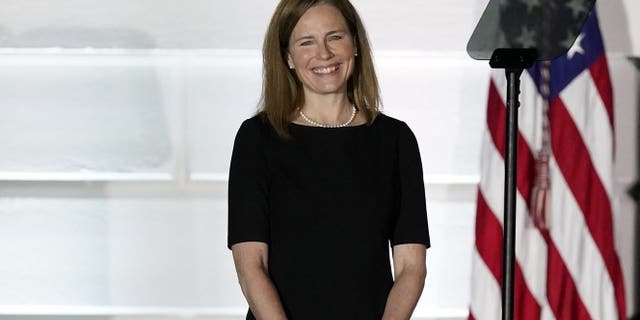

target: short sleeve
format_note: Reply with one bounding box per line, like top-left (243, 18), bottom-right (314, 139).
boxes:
top-left (390, 122), bottom-right (431, 248)
top-left (227, 118), bottom-right (270, 249)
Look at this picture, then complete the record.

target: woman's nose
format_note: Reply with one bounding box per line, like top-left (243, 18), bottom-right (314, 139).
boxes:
top-left (317, 41), bottom-right (334, 59)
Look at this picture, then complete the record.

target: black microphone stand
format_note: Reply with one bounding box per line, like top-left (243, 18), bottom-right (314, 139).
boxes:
top-left (489, 48), bottom-right (538, 320)
top-left (627, 57), bottom-right (640, 320)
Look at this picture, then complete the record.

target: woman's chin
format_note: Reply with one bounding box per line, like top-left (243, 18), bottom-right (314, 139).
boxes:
top-left (303, 83), bottom-right (349, 96)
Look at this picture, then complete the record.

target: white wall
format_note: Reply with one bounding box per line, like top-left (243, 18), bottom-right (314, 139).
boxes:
top-left (0, 1), bottom-right (636, 319)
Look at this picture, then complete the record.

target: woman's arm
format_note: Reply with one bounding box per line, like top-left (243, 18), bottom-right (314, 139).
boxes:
top-left (382, 243), bottom-right (427, 320)
top-left (232, 242), bottom-right (288, 320)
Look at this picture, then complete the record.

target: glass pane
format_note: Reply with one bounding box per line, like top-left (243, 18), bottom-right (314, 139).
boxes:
top-left (0, 198), bottom-right (110, 305)
top-left (0, 0), bottom-right (275, 49)
top-left (416, 200), bottom-right (476, 313)
top-left (467, 0), bottom-right (596, 60)
top-left (186, 54), bottom-right (262, 179)
top-left (376, 54), bottom-right (489, 178)
top-left (0, 55), bottom-right (177, 176)
top-left (0, 194), bottom-right (242, 308)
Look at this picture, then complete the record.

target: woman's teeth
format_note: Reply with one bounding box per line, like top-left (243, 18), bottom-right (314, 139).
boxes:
top-left (313, 65), bottom-right (339, 74)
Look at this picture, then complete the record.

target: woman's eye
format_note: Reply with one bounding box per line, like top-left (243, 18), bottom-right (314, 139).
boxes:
top-left (300, 40), bottom-right (313, 46)
top-left (329, 35), bottom-right (343, 41)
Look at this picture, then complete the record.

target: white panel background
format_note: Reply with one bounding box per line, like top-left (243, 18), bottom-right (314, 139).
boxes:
top-left (0, 1), bottom-right (637, 319)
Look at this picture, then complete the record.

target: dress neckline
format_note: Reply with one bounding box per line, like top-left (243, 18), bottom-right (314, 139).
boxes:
top-left (288, 113), bottom-right (381, 129)
top-left (289, 122), bottom-right (369, 129)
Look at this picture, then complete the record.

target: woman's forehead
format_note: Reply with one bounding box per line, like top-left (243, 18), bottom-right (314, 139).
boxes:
top-left (291, 4), bottom-right (349, 36)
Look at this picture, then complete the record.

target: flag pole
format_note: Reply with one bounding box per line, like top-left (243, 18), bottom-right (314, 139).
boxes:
top-left (489, 48), bottom-right (537, 320)
top-left (627, 56), bottom-right (640, 320)
top-left (502, 67), bottom-right (521, 320)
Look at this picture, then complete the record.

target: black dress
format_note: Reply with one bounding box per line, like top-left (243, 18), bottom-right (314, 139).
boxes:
top-left (227, 113), bottom-right (430, 320)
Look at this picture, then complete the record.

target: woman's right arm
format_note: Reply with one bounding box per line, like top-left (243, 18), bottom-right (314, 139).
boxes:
top-left (229, 119), bottom-right (286, 319)
top-left (232, 241), bottom-right (288, 320)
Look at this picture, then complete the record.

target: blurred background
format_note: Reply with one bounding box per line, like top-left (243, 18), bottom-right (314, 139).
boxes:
top-left (0, 1), bottom-right (637, 319)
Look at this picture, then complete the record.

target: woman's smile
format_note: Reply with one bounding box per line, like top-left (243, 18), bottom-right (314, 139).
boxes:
top-left (312, 63), bottom-right (341, 75)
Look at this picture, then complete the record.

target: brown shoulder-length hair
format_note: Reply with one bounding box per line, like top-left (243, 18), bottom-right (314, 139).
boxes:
top-left (258, 0), bottom-right (381, 138)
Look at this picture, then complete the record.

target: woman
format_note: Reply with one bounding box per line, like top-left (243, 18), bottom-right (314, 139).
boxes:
top-left (227, 0), bottom-right (430, 319)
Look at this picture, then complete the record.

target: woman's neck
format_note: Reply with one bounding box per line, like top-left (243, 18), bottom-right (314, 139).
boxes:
top-left (299, 94), bottom-right (352, 125)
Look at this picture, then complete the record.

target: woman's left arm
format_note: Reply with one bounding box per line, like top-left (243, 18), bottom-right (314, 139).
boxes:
top-left (382, 243), bottom-right (427, 320)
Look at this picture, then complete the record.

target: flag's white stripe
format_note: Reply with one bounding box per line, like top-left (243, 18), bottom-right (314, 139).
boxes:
top-left (548, 156), bottom-right (618, 320)
top-left (478, 129), bottom-right (505, 220)
top-left (470, 248), bottom-right (502, 320)
top-left (559, 71), bottom-right (614, 199)
top-left (479, 130), bottom-right (551, 313)
top-left (518, 72), bottom-right (544, 152)
top-left (540, 305), bottom-right (556, 320)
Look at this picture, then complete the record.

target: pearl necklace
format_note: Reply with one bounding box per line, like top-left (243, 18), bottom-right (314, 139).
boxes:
top-left (299, 105), bottom-right (357, 128)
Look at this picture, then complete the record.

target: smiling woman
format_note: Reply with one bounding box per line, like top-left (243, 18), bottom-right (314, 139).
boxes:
top-left (227, 1), bottom-right (431, 319)
top-left (259, 0), bottom-right (380, 137)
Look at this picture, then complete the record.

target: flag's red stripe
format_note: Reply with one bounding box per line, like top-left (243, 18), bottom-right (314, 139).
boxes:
top-left (588, 55), bottom-right (614, 132)
top-left (487, 79), bottom-right (591, 319)
top-left (549, 98), bottom-right (627, 320)
top-left (541, 230), bottom-right (592, 320)
top-left (514, 262), bottom-right (542, 320)
top-left (475, 190), bottom-right (542, 320)
top-left (475, 190), bottom-right (503, 285)
top-left (486, 81), bottom-right (506, 156)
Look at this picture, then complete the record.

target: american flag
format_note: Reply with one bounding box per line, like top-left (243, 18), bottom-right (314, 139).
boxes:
top-left (468, 6), bottom-right (627, 320)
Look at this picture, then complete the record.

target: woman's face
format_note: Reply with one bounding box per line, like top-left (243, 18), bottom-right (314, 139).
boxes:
top-left (287, 3), bottom-right (356, 98)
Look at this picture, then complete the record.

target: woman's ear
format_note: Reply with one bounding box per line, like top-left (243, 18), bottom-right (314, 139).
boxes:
top-left (353, 37), bottom-right (358, 56)
top-left (287, 53), bottom-right (294, 69)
